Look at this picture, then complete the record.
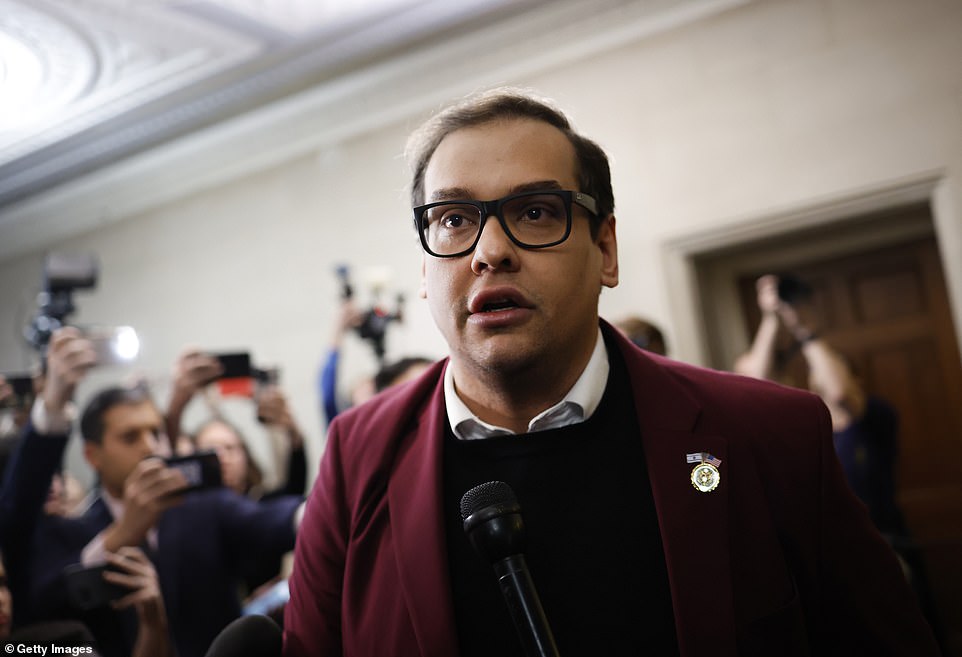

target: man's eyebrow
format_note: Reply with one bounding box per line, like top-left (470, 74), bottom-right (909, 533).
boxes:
top-left (510, 180), bottom-right (564, 194)
top-left (429, 188), bottom-right (473, 202)
top-left (428, 180), bottom-right (565, 202)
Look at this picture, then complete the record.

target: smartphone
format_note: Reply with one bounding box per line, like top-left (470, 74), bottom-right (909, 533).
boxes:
top-left (211, 352), bottom-right (253, 396)
top-left (63, 563), bottom-right (127, 611)
top-left (81, 326), bottom-right (140, 367)
top-left (0, 373), bottom-right (34, 410)
top-left (165, 450), bottom-right (222, 493)
top-left (214, 352), bottom-right (251, 379)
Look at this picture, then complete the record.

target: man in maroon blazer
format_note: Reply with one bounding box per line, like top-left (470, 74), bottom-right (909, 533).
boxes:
top-left (284, 88), bottom-right (940, 656)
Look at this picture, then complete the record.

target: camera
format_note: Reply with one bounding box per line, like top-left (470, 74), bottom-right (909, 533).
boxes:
top-left (776, 274), bottom-right (813, 306)
top-left (23, 252), bottom-right (140, 366)
top-left (335, 264), bottom-right (404, 364)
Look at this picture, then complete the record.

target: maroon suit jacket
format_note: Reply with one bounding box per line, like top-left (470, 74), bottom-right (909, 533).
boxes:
top-left (285, 323), bottom-right (939, 656)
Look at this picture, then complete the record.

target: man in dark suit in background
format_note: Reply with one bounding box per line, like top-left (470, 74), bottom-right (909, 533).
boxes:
top-left (19, 329), bottom-right (302, 657)
top-left (284, 88), bottom-right (940, 656)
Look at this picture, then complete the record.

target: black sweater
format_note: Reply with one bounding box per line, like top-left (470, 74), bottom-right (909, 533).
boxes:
top-left (443, 348), bottom-right (679, 656)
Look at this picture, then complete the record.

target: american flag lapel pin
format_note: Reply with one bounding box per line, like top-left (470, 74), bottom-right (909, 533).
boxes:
top-left (686, 452), bottom-right (722, 493)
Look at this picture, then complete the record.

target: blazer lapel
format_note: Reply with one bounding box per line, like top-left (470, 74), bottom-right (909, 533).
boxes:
top-left (644, 426), bottom-right (735, 656)
top-left (609, 324), bottom-right (738, 656)
top-left (388, 372), bottom-right (459, 657)
top-left (83, 496), bottom-right (114, 530)
top-left (154, 508), bottom-right (180, 613)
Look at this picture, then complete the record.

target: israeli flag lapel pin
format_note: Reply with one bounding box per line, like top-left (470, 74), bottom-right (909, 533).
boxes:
top-left (687, 452), bottom-right (722, 493)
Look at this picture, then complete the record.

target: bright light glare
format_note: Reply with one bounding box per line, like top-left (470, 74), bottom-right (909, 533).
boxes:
top-left (112, 326), bottom-right (140, 361)
top-left (0, 31), bottom-right (44, 127)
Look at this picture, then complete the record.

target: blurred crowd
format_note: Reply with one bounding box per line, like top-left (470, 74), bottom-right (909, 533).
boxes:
top-left (0, 294), bottom-right (443, 657)
top-left (0, 276), bottom-right (936, 655)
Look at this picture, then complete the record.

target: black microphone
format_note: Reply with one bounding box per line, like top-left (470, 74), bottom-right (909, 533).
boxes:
top-left (460, 481), bottom-right (560, 657)
top-left (204, 615), bottom-right (282, 657)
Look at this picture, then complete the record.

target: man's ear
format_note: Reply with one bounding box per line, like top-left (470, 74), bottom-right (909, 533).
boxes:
top-left (83, 440), bottom-right (100, 473)
top-left (597, 215), bottom-right (619, 289)
top-left (418, 254), bottom-right (428, 299)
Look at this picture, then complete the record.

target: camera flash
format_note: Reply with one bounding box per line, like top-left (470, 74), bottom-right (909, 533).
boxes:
top-left (112, 326), bottom-right (140, 361)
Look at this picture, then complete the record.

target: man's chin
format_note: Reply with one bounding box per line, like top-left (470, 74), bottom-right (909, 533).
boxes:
top-left (465, 335), bottom-right (545, 375)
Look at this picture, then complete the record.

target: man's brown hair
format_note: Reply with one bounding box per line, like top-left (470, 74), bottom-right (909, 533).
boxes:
top-left (405, 87), bottom-right (614, 237)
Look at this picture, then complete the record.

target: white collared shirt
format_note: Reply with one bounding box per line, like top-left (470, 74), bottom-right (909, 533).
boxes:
top-left (80, 487), bottom-right (159, 566)
top-left (444, 329), bottom-right (609, 440)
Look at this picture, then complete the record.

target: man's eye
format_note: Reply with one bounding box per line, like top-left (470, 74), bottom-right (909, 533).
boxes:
top-left (519, 204), bottom-right (561, 222)
top-left (440, 212), bottom-right (473, 229)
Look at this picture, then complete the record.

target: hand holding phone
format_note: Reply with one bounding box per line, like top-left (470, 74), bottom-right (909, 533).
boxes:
top-left (103, 547), bottom-right (167, 628)
top-left (107, 459), bottom-right (186, 549)
top-left (173, 350), bottom-right (223, 396)
top-left (164, 450), bottom-right (222, 494)
top-left (63, 563), bottom-right (128, 611)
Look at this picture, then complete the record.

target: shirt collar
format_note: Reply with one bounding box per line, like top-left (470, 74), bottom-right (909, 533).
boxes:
top-left (100, 486), bottom-right (124, 520)
top-left (444, 329), bottom-right (609, 440)
top-left (99, 485), bottom-right (160, 550)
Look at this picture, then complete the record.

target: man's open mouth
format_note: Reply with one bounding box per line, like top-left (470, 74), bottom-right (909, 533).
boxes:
top-left (481, 299), bottom-right (520, 312)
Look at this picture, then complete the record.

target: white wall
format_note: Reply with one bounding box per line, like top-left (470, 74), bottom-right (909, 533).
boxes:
top-left (1, 0), bottom-right (960, 483)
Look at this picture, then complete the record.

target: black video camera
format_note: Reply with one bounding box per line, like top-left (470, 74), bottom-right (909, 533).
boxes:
top-left (23, 252), bottom-right (98, 353)
top-left (335, 265), bottom-right (404, 363)
top-left (23, 252), bottom-right (140, 366)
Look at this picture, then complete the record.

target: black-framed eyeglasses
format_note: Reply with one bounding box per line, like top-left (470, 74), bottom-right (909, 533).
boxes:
top-left (413, 189), bottom-right (598, 258)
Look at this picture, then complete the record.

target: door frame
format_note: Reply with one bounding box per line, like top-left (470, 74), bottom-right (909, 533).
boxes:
top-left (661, 170), bottom-right (962, 369)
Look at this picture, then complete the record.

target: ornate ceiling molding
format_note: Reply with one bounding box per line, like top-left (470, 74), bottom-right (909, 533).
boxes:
top-left (0, 0), bottom-right (260, 164)
top-left (0, 0), bottom-right (746, 263)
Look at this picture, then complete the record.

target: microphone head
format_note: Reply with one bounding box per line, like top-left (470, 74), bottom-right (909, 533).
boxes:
top-left (204, 614), bottom-right (282, 657)
top-left (461, 481), bottom-right (525, 563)
top-left (460, 480), bottom-right (517, 520)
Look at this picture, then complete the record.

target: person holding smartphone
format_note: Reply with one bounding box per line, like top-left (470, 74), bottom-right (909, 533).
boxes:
top-left (14, 329), bottom-right (303, 657)
top-left (1, 547), bottom-right (172, 657)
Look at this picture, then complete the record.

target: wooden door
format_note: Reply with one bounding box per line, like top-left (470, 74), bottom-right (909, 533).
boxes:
top-left (737, 236), bottom-right (962, 654)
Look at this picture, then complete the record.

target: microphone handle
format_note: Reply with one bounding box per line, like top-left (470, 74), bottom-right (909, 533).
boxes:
top-left (492, 554), bottom-right (561, 657)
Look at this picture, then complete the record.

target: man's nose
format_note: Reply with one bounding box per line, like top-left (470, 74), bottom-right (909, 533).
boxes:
top-left (142, 431), bottom-right (161, 456)
top-left (471, 215), bottom-right (519, 274)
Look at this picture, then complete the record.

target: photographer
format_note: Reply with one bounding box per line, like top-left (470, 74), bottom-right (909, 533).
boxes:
top-left (0, 330), bottom-right (173, 657)
top-left (17, 330), bottom-right (302, 657)
top-left (317, 297), bottom-right (370, 424)
top-left (167, 349), bottom-right (307, 499)
top-left (734, 274), bottom-right (946, 650)
top-left (734, 274), bottom-right (902, 525)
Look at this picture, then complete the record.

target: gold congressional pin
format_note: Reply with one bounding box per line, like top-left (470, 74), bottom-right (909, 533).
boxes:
top-left (687, 452), bottom-right (722, 493)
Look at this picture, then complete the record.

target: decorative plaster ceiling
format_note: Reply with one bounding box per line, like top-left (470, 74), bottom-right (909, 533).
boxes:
top-left (0, 0), bottom-right (745, 262)
top-left (0, 0), bottom-right (528, 208)
top-left (0, 0), bottom-right (260, 164)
